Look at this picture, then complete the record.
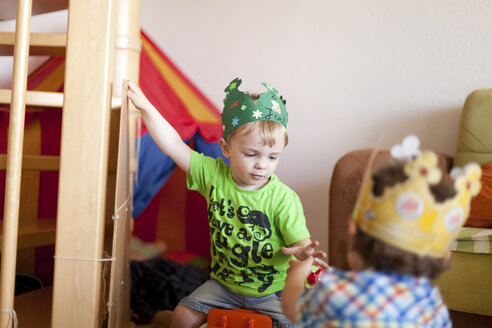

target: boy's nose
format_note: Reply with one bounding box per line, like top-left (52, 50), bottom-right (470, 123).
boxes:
top-left (255, 159), bottom-right (265, 169)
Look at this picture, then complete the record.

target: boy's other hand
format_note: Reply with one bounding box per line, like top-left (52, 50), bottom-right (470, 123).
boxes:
top-left (281, 240), bottom-right (329, 270)
top-left (286, 257), bottom-right (314, 281)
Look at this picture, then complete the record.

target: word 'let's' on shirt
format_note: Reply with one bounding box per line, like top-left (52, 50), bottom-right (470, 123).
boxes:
top-left (187, 151), bottom-right (309, 296)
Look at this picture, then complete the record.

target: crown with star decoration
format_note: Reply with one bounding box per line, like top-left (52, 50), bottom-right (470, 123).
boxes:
top-left (353, 135), bottom-right (482, 258)
top-left (222, 78), bottom-right (288, 139)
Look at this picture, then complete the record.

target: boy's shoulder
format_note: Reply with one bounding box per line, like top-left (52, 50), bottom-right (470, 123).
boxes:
top-left (269, 174), bottom-right (295, 192)
top-left (266, 175), bottom-right (302, 200)
top-left (192, 151), bottom-right (227, 168)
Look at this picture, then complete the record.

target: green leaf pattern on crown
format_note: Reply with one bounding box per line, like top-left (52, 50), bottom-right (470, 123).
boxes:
top-left (222, 78), bottom-right (288, 139)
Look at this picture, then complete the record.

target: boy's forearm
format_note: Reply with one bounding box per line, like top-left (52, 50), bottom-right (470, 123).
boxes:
top-left (281, 277), bottom-right (304, 322)
top-left (290, 238), bottom-right (311, 247)
top-left (141, 105), bottom-right (191, 174)
top-left (127, 80), bottom-right (192, 174)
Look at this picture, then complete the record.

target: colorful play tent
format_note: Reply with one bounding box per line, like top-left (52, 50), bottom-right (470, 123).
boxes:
top-left (0, 56), bottom-right (64, 284)
top-left (0, 31), bottom-right (224, 283)
top-left (133, 32), bottom-right (225, 258)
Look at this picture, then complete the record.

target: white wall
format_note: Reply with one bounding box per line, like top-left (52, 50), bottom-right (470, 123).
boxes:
top-left (140, 0), bottom-right (492, 255)
top-left (2, 0), bottom-right (492, 256)
top-left (0, 11), bottom-right (67, 88)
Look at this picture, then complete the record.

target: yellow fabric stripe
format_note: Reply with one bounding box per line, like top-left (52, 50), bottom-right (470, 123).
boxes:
top-left (34, 61), bottom-right (65, 92)
top-left (141, 37), bottom-right (219, 124)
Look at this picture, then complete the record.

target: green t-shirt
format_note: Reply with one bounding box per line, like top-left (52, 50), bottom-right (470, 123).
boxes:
top-left (187, 151), bottom-right (310, 296)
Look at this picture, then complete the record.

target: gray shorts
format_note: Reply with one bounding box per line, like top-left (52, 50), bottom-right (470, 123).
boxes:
top-left (179, 279), bottom-right (296, 328)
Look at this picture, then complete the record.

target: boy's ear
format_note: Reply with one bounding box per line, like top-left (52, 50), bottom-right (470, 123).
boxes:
top-left (219, 138), bottom-right (231, 158)
top-left (347, 221), bottom-right (357, 253)
top-left (348, 220), bottom-right (357, 237)
top-left (443, 250), bottom-right (452, 265)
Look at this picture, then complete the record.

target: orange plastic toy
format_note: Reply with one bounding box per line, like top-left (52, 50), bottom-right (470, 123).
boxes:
top-left (207, 308), bottom-right (272, 328)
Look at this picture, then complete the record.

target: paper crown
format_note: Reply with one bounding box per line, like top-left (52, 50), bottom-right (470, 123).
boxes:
top-left (353, 136), bottom-right (482, 258)
top-left (222, 78), bottom-right (288, 139)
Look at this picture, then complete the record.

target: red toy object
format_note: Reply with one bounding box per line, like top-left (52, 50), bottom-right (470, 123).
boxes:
top-left (307, 268), bottom-right (325, 286)
top-left (207, 308), bottom-right (272, 328)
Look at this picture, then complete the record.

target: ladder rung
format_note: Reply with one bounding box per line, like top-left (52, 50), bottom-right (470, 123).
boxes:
top-left (0, 32), bottom-right (66, 56)
top-left (0, 155), bottom-right (117, 172)
top-left (0, 89), bottom-right (63, 108)
top-left (0, 89), bottom-right (123, 109)
top-left (0, 218), bottom-right (115, 252)
top-left (0, 154), bottom-right (59, 171)
top-left (0, 218), bottom-right (56, 250)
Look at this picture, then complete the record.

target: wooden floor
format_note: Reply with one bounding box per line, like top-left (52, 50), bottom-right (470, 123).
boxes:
top-left (450, 310), bottom-right (492, 328)
top-left (15, 287), bottom-right (52, 327)
top-left (14, 291), bottom-right (492, 328)
top-left (132, 309), bottom-right (174, 328)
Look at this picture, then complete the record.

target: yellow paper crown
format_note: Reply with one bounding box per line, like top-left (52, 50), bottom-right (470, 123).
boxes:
top-left (353, 136), bottom-right (482, 258)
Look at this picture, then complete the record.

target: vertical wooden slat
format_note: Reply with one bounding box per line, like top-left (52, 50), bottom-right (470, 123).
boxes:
top-left (0, 0), bottom-right (32, 326)
top-left (107, 82), bottom-right (131, 328)
top-left (107, 0), bottom-right (141, 326)
top-left (51, 0), bottom-right (116, 326)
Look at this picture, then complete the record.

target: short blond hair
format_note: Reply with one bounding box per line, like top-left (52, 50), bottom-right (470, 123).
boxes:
top-left (226, 120), bottom-right (288, 148)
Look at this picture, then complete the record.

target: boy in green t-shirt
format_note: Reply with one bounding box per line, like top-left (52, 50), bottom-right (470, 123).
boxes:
top-left (128, 78), bottom-right (328, 328)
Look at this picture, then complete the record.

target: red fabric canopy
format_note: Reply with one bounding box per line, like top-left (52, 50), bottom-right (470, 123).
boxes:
top-left (139, 31), bottom-right (222, 142)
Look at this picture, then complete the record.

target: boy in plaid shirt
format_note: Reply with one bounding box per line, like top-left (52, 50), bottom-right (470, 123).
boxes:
top-left (281, 136), bottom-right (481, 327)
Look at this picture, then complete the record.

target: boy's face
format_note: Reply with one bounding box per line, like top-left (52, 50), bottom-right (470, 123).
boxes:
top-left (220, 129), bottom-right (285, 191)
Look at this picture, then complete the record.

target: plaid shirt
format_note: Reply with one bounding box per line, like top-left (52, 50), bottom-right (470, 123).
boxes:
top-left (297, 268), bottom-right (451, 328)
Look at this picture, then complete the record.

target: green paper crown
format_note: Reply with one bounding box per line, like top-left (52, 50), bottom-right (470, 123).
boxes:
top-left (222, 78), bottom-right (288, 139)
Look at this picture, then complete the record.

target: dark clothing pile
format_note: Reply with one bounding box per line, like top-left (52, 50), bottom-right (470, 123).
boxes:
top-left (130, 257), bottom-right (209, 323)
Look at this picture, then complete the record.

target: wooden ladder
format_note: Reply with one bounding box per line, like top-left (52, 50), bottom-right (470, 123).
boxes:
top-left (0, 0), bottom-right (140, 327)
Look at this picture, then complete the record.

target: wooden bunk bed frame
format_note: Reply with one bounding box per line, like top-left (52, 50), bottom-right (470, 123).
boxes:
top-left (0, 0), bottom-right (141, 327)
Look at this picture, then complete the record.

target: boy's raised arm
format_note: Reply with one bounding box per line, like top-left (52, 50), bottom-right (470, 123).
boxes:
top-left (127, 80), bottom-right (192, 174)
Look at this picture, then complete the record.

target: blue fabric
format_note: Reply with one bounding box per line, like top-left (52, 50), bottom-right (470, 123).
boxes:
top-left (133, 132), bottom-right (226, 218)
top-left (193, 133), bottom-right (228, 165)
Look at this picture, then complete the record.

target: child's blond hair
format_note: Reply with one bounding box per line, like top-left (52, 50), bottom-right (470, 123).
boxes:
top-left (226, 120), bottom-right (288, 148)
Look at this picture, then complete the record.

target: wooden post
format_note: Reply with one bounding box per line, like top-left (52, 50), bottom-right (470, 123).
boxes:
top-left (113, 0), bottom-right (141, 195)
top-left (51, 0), bottom-right (116, 326)
top-left (0, 0), bottom-right (32, 326)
